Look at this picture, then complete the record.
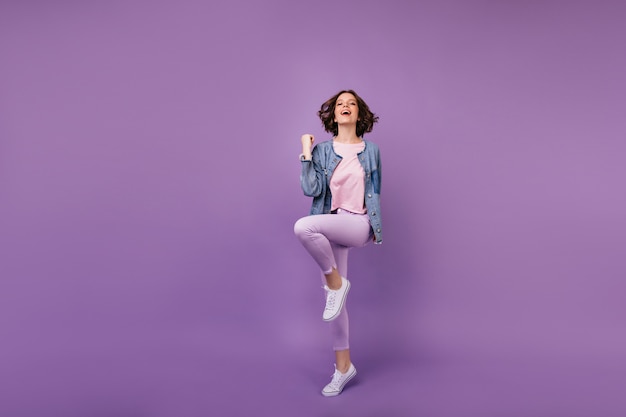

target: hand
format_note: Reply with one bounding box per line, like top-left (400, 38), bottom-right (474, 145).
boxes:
top-left (300, 134), bottom-right (314, 160)
top-left (301, 134), bottom-right (314, 151)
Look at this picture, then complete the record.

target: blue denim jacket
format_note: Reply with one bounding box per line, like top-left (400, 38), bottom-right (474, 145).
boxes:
top-left (300, 139), bottom-right (383, 244)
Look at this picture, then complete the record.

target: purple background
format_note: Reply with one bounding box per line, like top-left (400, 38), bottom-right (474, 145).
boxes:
top-left (1, 1), bottom-right (625, 416)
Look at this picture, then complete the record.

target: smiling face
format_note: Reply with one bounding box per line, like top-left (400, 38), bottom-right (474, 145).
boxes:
top-left (318, 89), bottom-right (378, 137)
top-left (333, 92), bottom-right (359, 125)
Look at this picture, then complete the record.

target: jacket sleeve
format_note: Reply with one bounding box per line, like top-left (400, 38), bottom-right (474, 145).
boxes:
top-left (373, 145), bottom-right (383, 244)
top-left (300, 145), bottom-right (324, 197)
top-left (377, 146), bottom-right (382, 190)
top-left (372, 144), bottom-right (382, 195)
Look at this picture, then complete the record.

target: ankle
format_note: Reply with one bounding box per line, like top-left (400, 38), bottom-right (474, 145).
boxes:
top-left (328, 282), bottom-right (341, 290)
top-left (326, 276), bottom-right (344, 291)
top-left (336, 362), bottom-right (351, 374)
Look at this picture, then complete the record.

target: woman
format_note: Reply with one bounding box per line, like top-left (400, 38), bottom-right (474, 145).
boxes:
top-left (294, 90), bottom-right (382, 396)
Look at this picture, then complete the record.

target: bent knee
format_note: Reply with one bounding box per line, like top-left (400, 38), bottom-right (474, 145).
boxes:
top-left (293, 216), bottom-right (313, 239)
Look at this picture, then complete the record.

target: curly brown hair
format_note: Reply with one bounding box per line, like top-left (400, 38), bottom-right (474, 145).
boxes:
top-left (318, 90), bottom-right (379, 137)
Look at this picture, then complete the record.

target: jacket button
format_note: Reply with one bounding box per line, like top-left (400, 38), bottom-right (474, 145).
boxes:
top-left (372, 212), bottom-right (376, 216)
top-left (368, 194), bottom-right (372, 198)
top-left (376, 228), bottom-right (381, 232)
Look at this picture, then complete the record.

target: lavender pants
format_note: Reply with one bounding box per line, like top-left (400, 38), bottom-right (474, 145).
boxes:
top-left (293, 209), bottom-right (373, 351)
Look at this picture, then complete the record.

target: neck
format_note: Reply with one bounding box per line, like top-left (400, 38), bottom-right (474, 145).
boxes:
top-left (334, 124), bottom-right (361, 144)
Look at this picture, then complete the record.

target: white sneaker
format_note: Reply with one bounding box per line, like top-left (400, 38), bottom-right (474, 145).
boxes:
top-left (322, 277), bottom-right (350, 322)
top-left (322, 363), bottom-right (357, 397)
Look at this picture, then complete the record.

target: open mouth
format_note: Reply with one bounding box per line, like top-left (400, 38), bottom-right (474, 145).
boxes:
top-left (341, 110), bottom-right (351, 115)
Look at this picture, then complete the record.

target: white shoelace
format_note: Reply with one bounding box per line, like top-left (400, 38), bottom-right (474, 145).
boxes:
top-left (327, 367), bottom-right (345, 389)
top-left (323, 285), bottom-right (337, 311)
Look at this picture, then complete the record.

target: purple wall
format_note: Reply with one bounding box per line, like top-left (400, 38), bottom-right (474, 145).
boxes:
top-left (1, 1), bottom-right (625, 416)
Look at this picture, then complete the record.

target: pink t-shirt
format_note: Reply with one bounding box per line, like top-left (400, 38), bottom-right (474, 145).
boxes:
top-left (330, 141), bottom-right (367, 214)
